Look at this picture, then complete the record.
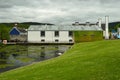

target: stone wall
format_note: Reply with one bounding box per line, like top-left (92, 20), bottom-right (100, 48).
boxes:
top-left (10, 35), bottom-right (27, 42)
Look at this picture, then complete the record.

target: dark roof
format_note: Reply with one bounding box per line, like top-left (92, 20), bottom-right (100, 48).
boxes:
top-left (10, 27), bottom-right (27, 35)
top-left (10, 27), bottom-right (20, 35)
top-left (101, 24), bottom-right (105, 30)
top-left (17, 28), bottom-right (27, 33)
top-left (28, 25), bottom-right (102, 31)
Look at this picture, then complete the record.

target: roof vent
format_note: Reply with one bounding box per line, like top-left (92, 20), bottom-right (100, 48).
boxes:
top-left (86, 22), bottom-right (90, 26)
top-left (72, 22), bottom-right (79, 26)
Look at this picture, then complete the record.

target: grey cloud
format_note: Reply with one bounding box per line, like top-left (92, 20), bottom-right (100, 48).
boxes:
top-left (99, 0), bottom-right (119, 4)
top-left (0, 4), bottom-right (12, 9)
top-left (0, 0), bottom-right (120, 24)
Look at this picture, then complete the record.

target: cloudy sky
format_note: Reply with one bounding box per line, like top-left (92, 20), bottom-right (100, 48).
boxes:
top-left (0, 0), bottom-right (119, 24)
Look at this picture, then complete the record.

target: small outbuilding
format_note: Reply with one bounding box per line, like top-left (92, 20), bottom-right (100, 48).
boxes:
top-left (9, 27), bottom-right (27, 42)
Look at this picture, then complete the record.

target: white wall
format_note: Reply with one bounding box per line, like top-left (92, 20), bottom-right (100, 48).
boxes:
top-left (28, 31), bottom-right (40, 42)
top-left (45, 31), bottom-right (54, 42)
top-left (118, 28), bottom-right (120, 34)
top-left (28, 31), bottom-right (74, 43)
top-left (53, 31), bottom-right (73, 43)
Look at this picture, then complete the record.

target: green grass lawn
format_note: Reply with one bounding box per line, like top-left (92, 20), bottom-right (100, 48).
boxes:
top-left (0, 40), bottom-right (120, 80)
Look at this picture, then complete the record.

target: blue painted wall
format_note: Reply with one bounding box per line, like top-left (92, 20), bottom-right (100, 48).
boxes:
top-left (10, 28), bottom-right (20, 35)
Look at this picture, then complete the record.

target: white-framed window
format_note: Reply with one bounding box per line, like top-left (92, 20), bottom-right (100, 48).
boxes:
top-left (55, 31), bottom-right (59, 37)
top-left (69, 31), bottom-right (73, 37)
top-left (69, 39), bottom-right (73, 42)
top-left (40, 31), bottom-right (45, 37)
top-left (41, 39), bottom-right (45, 42)
top-left (55, 39), bottom-right (59, 42)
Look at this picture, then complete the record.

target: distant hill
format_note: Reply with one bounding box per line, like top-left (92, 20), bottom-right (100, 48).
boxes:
top-left (101, 21), bottom-right (120, 31)
top-left (20, 22), bottom-right (54, 25)
top-left (109, 22), bottom-right (120, 31)
top-left (109, 21), bottom-right (120, 27)
top-left (0, 22), bottom-right (54, 26)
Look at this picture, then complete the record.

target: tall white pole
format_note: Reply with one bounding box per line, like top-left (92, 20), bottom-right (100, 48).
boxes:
top-left (105, 16), bottom-right (109, 39)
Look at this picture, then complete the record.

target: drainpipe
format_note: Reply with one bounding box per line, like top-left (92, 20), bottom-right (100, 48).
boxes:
top-left (105, 16), bottom-right (109, 39)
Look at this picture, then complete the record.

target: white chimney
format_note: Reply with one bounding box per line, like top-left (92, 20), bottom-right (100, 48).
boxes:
top-left (105, 16), bottom-right (109, 39)
top-left (98, 18), bottom-right (102, 27)
top-left (86, 22), bottom-right (90, 26)
top-left (14, 23), bottom-right (18, 28)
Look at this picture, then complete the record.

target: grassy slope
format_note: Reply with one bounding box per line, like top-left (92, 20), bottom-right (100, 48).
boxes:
top-left (0, 40), bottom-right (120, 80)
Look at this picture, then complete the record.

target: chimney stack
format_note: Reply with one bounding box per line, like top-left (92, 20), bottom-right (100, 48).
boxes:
top-left (14, 23), bottom-right (18, 27)
top-left (105, 16), bottom-right (109, 39)
top-left (86, 22), bottom-right (90, 26)
top-left (72, 22), bottom-right (79, 26)
top-left (98, 18), bottom-right (102, 27)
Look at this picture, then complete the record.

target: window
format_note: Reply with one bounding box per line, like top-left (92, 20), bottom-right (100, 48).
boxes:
top-left (55, 31), bottom-right (59, 37)
top-left (41, 39), bottom-right (45, 42)
top-left (40, 31), bottom-right (45, 37)
top-left (55, 39), bottom-right (59, 42)
top-left (69, 39), bottom-right (73, 42)
top-left (69, 31), bottom-right (73, 37)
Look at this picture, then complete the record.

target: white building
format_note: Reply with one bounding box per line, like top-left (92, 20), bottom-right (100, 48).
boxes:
top-left (27, 24), bottom-right (102, 43)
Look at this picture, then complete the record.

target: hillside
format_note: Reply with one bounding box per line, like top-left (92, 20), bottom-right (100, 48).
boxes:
top-left (0, 40), bottom-right (120, 80)
top-left (109, 22), bottom-right (120, 31)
